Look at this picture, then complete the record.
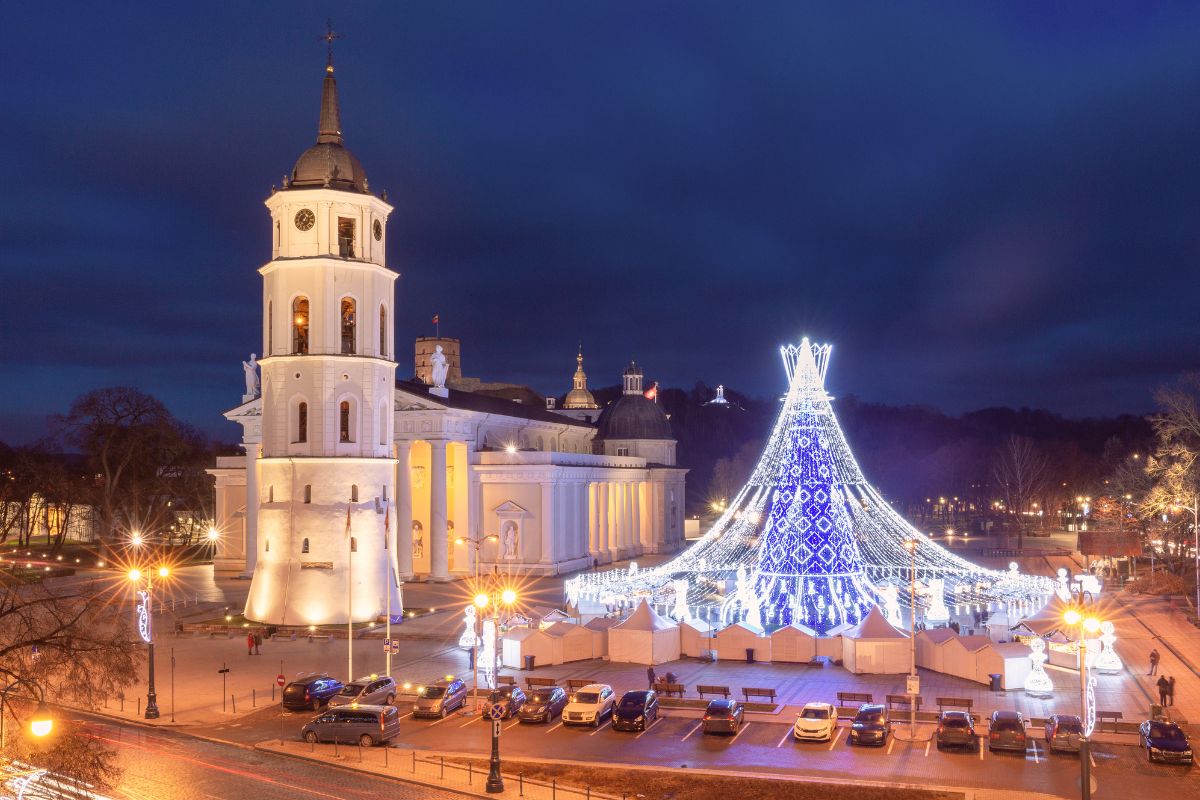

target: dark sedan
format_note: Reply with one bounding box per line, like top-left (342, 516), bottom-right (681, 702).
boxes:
top-left (1139, 719), bottom-right (1194, 764)
top-left (613, 690), bottom-right (659, 732)
top-left (482, 685), bottom-right (526, 720)
top-left (701, 699), bottom-right (744, 735)
top-left (1044, 714), bottom-right (1083, 755)
top-left (518, 686), bottom-right (568, 724)
top-left (988, 710), bottom-right (1028, 754)
top-left (935, 710), bottom-right (976, 750)
top-left (281, 674), bottom-right (344, 712)
top-left (848, 704), bottom-right (890, 747)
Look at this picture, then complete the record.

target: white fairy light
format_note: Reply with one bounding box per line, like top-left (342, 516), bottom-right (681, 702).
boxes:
top-left (1024, 638), bottom-right (1054, 697)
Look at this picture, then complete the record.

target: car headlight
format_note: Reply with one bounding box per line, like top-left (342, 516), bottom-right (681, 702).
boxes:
top-left (635, 715), bottom-right (645, 722)
top-left (1150, 746), bottom-right (1162, 753)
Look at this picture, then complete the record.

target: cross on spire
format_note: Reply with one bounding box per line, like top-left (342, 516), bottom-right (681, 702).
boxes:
top-left (321, 19), bottom-right (343, 72)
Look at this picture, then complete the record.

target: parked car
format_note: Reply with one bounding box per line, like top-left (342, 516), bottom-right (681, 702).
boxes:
top-left (613, 690), bottom-right (659, 732)
top-left (935, 710), bottom-right (976, 750)
top-left (1044, 714), bottom-right (1083, 755)
top-left (518, 686), bottom-right (568, 724)
top-left (282, 674), bottom-right (344, 711)
top-left (848, 704), bottom-right (890, 746)
top-left (329, 675), bottom-right (397, 708)
top-left (563, 684), bottom-right (616, 727)
top-left (413, 678), bottom-right (467, 718)
top-left (701, 698), bottom-right (744, 735)
top-left (482, 685), bottom-right (526, 719)
top-left (1139, 719), bottom-right (1194, 764)
top-left (793, 702), bottom-right (837, 742)
top-left (988, 710), bottom-right (1028, 754)
top-left (301, 705), bottom-right (400, 746)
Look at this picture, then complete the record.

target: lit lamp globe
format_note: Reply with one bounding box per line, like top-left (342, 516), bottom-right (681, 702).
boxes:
top-left (501, 589), bottom-right (517, 605)
top-left (30, 701), bottom-right (53, 738)
top-left (473, 593), bottom-right (489, 609)
top-left (158, 566), bottom-right (170, 579)
top-left (207, 527), bottom-right (220, 542)
top-left (127, 568), bottom-right (143, 583)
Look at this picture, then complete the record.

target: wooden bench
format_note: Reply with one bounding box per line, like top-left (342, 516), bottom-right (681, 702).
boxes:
top-left (936, 697), bottom-right (973, 713)
top-left (656, 682), bottom-right (685, 698)
top-left (742, 687), bottom-right (777, 703)
top-left (565, 679), bottom-right (596, 692)
top-left (697, 684), bottom-right (731, 699)
top-left (495, 675), bottom-right (515, 687)
top-left (1097, 711), bottom-right (1122, 732)
top-left (525, 677), bottom-right (558, 689)
top-left (836, 691), bottom-right (873, 707)
top-left (886, 694), bottom-right (922, 711)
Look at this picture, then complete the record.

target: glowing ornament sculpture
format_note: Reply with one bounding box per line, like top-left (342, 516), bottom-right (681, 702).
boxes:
top-left (1093, 621), bottom-right (1122, 675)
top-left (458, 605), bottom-right (479, 649)
top-left (925, 578), bottom-right (950, 625)
top-left (480, 618), bottom-right (497, 689)
top-left (880, 585), bottom-right (902, 628)
top-left (565, 339), bottom-right (1055, 629)
top-left (1024, 637), bottom-right (1054, 698)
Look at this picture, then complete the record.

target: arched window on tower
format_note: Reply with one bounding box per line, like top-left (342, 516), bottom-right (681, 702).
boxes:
top-left (296, 402), bottom-right (308, 443)
top-left (379, 305), bottom-right (387, 357)
top-left (351, 484), bottom-right (359, 503)
top-left (292, 297), bottom-right (309, 354)
top-left (340, 400), bottom-right (352, 443)
top-left (340, 297), bottom-right (356, 354)
top-left (302, 538), bottom-right (310, 553)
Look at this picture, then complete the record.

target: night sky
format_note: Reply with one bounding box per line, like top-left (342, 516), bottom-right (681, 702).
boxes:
top-left (4, 2), bottom-right (1200, 445)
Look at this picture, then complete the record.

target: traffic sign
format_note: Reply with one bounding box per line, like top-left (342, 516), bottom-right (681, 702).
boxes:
top-left (906, 675), bottom-right (919, 696)
top-left (492, 719), bottom-right (502, 738)
top-left (383, 638), bottom-right (391, 652)
top-left (276, 674), bottom-right (286, 687)
top-left (488, 702), bottom-right (507, 721)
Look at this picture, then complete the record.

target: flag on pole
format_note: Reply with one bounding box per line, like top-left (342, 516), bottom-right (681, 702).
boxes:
top-left (644, 381), bottom-right (659, 402)
top-left (431, 314), bottom-right (439, 325)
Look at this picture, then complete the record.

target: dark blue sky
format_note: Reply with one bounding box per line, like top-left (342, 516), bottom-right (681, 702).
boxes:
top-left (3, 2), bottom-right (1199, 444)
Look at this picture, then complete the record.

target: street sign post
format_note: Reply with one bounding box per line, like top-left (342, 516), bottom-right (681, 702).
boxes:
top-left (218, 664), bottom-right (230, 713)
top-left (486, 702), bottom-right (505, 792)
top-left (276, 674), bottom-right (286, 687)
top-left (906, 675), bottom-right (919, 696)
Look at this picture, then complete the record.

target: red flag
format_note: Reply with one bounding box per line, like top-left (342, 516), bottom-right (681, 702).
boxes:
top-left (431, 314), bottom-right (439, 325)
top-left (644, 382), bottom-right (658, 401)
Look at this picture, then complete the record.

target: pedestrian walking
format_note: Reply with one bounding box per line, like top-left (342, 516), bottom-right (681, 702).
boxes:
top-left (247, 632), bottom-right (255, 656)
top-left (1157, 675), bottom-right (1170, 707)
top-left (647, 666), bottom-right (656, 689)
top-left (1150, 648), bottom-right (1161, 675)
top-left (254, 631), bottom-right (263, 655)
top-left (1168, 676), bottom-right (1176, 707)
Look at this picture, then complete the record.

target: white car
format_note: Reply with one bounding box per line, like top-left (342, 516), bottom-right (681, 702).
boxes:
top-left (793, 701), bottom-right (837, 741)
top-left (562, 683), bottom-right (616, 727)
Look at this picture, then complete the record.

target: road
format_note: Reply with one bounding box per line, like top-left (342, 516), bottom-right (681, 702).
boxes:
top-left (64, 714), bottom-right (463, 800)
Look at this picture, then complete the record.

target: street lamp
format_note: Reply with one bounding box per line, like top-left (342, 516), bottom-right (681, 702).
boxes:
top-left (474, 580), bottom-right (518, 794)
top-left (129, 565), bottom-right (169, 719)
top-left (455, 533), bottom-right (499, 715)
top-left (1063, 607), bottom-right (1102, 800)
top-left (0, 683), bottom-right (53, 749)
top-left (902, 537), bottom-right (919, 738)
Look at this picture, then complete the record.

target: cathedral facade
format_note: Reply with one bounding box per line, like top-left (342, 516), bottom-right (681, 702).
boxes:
top-left (210, 61), bottom-right (686, 626)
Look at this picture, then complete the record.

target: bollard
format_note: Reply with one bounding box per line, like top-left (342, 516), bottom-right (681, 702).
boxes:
top-left (272, 685), bottom-right (275, 702)
top-left (586, 787), bottom-right (590, 800)
top-left (232, 695), bottom-right (236, 714)
top-left (137, 697), bottom-right (141, 716)
top-left (120, 697), bottom-right (124, 712)
top-left (552, 779), bottom-right (556, 800)
top-left (440, 755), bottom-right (444, 779)
top-left (520, 773), bottom-right (524, 797)
top-left (253, 689), bottom-right (256, 708)
top-left (468, 761), bottom-right (472, 785)
top-left (384, 746), bottom-right (388, 768)
top-left (358, 743), bottom-right (362, 762)
top-left (310, 737), bottom-right (314, 753)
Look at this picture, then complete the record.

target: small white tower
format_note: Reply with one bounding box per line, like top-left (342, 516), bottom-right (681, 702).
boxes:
top-left (244, 55), bottom-right (401, 625)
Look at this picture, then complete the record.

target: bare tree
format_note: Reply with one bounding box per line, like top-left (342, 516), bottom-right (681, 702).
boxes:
top-left (991, 435), bottom-right (1048, 550)
top-left (1141, 375), bottom-right (1200, 574)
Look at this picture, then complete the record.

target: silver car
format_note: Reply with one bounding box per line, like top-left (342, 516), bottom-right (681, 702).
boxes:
top-left (301, 705), bottom-right (401, 747)
top-left (329, 675), bottom-right (397, 707)
top-left (413, 678), bottom-right (467, 718)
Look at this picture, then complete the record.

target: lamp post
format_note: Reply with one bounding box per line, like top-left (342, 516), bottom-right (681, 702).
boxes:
top-left (0, 681), bottom-right (53, 750)
top-left (476, 582), bottom-right (517, 794)
top-left (456, 533), bottom-right (498, 715)
top-left (129, 565), bottom-right (169, 719)
top-left (1064, 607), bottom-right (1101, 800)
top-left (901, 537), bottom-right (920, 736)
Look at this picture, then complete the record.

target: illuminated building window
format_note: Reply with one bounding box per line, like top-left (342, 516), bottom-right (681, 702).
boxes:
top-left (302, 538), bottom-right (310, 554)
top-left (350, 537), bottom-right (358, 553)
top-left (379, 305), bottom-right (387, 357)
top-left (351, 484), bottom-right (359, 503)
top-left (303, 484), bottom-right (311, 504)
top-left (340, 297), bottom-right (356, 354)
top-left (297, 402), bottom-right (308, 443)
top-left (292, 296), bottom-right (309, 354)
top-left (340, 400), bottom-right (353, 443)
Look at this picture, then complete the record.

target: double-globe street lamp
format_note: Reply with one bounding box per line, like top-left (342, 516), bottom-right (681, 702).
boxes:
top-left (128, 565), bottom-right (170, 719)
top-left (1063, 607), bottom-right (1102, 800)
top-left (0, 678), bottom-right (54, 750)
top-left (474, 581), bottom-right (518, 794)
top-left (454, 533), bottom-right (498, 714)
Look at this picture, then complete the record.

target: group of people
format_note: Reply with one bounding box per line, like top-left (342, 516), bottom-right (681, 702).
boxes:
top-left (1149, 648), bottom-right (1177, 707)
top-left (646, 666), bottom-right (678, 689)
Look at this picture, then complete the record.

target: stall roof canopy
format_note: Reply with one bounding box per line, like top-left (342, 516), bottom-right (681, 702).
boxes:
top-left (584, 616), bottom-right (622, 632)
top-left (953, 635), bottom-right (992, 653)
top-left (503, 627), bottom-right (540, 642)
top-left (846, 606), bottom-right (908, 640)
top-left (918, 627), bottom-right (959, 645)
top-left (543, 621), bottom-right (588, 638)
top-left (614, 600), bottom-right (677, 632)
top-left (770, 621), bottom-right (819, 638)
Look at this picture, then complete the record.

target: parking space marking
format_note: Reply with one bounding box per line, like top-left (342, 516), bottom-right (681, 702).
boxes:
top-left (545, 722), bottom-right (563, 735)
top-left (924, 741), bottom-right (930, 757)
top-left (979, 743), bottom-right (985, 761)
top-left (1089, 751), bottom-right (1096, 768)
top-left (457, 717), bottom-right (477, 728)
top-left (397, 712), bottom-right (412, 721)
top-left (425, 714), bottom-right (456, 727)
top-left (505, 719), bottom-right (522, 730)
top-left (635, 717), bottom-right (664, 740)
top-left (776, 727), bottom-right (793, 748)
top-left (886, 737), bottom-right (895, 755)
top-left (588, 720), bottom-right (612, 736)
top-left (828, 728), bottom-right (843, 750)
top-left (1030, 742), bottom-right (1039, 764)
top-left (681, 722), bottom-right (702, 742)
top-left (730, 722), bottom-right (751, 743)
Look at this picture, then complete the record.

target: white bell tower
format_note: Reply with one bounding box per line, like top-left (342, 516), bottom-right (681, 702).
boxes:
top-left (244, 57), bottom-right (401, 625)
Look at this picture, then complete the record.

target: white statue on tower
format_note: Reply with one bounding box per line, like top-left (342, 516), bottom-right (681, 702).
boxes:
top-left (429, 344), bottom-right (449, 394)
top-left (242, 353), bottom-right (260, 400)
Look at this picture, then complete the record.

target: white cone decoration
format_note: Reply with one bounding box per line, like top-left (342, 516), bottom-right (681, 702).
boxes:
top-left (1094, 621), bottom-right (1122, 675)
top-left (1024, 638), bottom-right (1054, 698)
top-left (480, 618), bottom-right (497, 690)
top-left (880, 585), bottom-right (903, 627)
top-left (926, 578), bottom-right (950, 625)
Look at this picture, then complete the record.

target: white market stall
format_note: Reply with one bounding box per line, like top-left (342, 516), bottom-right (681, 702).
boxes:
top-left (584, 616), bottom-right (622, 659)
top-left (713, 621), bottom-right (772, 662)
top-left (501, 627), bottom-right (557, 669)
top-left (915, 627), bottom-right (958, 673)
top-left (679, 619), bottom-right (714, 659)
top-left (992, 642), bottom-right (1034, 689)
top-left (543, 621), bottom-right (595, 663)
top-left (770, 623), bottom-right (819, 663)
top-left (840, 606), bottom-right (910, 674)
top-left (607, 600), bottom-right (681, 665)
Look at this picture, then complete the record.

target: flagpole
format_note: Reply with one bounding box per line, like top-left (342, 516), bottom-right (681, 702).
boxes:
top-left (347, 498), bottom-right (353, 681)
top-left (385, 502), bottom-right (392, 677)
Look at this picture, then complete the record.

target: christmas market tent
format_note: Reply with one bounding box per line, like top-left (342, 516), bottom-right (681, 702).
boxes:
top-left (840, 606), bottom-right (909, 674)
top-left (984, 606), bottom-right (1014, 643)
top-left (941, 635), bottom-right (997, 684)
top-left (679, 618), bottom-right (715, 659)
top-left (713, 620), bottom-right (772, 662)
top-left (770, 623), bottom-right (819, 663)
top-left (992, 642), bottom-right (1034, 689)
top-left (915, 627), bottom-right (958, 673)
top-left (815, 627), bottom-right (846, 660)
top-left (501, 627), bottom-right (556, 669)
top-left (584, 616), bottom-right (622, 659)
top-left (543, 621), bottom-right (595, 663)
top-left (607, 600), bottom-right (681, 665)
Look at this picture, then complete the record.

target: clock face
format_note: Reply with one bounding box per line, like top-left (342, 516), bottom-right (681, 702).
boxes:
top-left (373, 220), bottom-right (383, 241)
top-left (294, 208), bottom-right (315, 231)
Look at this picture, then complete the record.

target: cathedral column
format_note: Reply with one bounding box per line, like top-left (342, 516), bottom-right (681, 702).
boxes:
top-left (600, 483), bottom-right (613, 563)
top-left (242, 443), bottom-right (260, 577)
top-left (540, 481), bottom-right (555, 567)
top-left (395, 441), bottom-right (413, 579)
top-left (616, 482), bottom-right (627, 559)
top-left (632, 481), bottom-right (642, 555)
top-left (588, 482), bottom-right (599, 561)
top-left (577, 482), bottom-right (588, 560)
top-left (429, 439), bottom-right (449, 581)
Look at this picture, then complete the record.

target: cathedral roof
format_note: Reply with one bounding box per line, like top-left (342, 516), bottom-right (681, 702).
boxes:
top-left (595, 394), bottom-right (673, 441)
top-left (563, 348), bottom-right (599, 409)
top-left (287, 66), bottom-right (370, 194)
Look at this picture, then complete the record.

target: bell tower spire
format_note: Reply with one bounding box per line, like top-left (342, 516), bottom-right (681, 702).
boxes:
top-left (318, 21), bottom-right (343, 144)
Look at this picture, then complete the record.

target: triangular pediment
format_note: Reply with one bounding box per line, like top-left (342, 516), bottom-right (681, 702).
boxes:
top-left (493, 500), bottom-right (528, 516)
top-left (394, 385), bottom-right (448, 411)
top-left (223, 396), bottom-right (262, 420)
